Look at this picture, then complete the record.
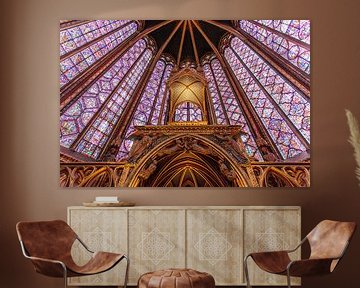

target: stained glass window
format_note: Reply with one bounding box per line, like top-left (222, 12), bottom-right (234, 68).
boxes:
top-left (237, 20), bottom-right (310, 74)
top-left (174, 102), bottom-right (203, 122)
top-left (202, 56), bottom-right (263, 160)
top-left (60, 39), bottom-right (147, 149)
top-left (203, 64), bottom-right (227, 125)
top-left (174, 102), bottom-right (188, 122)
top-left (60, 20), bottom-right (130, 55)
top-left (117, 57), bottom-right (174, 160)
top-left (224, 36), bottom-right (309, 159)
top-left (60, 21), bottom-right (138, 87)
top-left (189, 103), bottom-right (203, 122)
top-left (229, 37), bottom-right (310, 142)
top-left (74, 48), bottom-right (153, 159)
top-left (161, 90), bottom-right (171, 125)
top-left (151, 66), bottom-right (173, 125)
top-left (254, 20), bottom-right (310, 44)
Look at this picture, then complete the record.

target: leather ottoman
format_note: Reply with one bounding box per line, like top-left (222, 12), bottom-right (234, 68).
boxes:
top-left (138, 268), bottom-right (215, 288)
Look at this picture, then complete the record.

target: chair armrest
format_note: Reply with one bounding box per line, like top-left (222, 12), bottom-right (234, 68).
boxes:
top-left (287, 258), bottom-right (335, 277)
top-left (246, 237), bottom-right (306, 259)
top-left (246, 251), bottom-right (291, 274)
top-left (25, 255), bottom-right (67, 277)
top-left (25, 255), bottom-right (65, 266)
top-left (19, 240), bottom-right (67, 277)
top-left (247, 250), bottom-right (290, 258)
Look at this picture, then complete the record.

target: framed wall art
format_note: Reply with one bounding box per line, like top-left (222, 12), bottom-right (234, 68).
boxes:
top-left (59, 20), bottom-right (310, 188)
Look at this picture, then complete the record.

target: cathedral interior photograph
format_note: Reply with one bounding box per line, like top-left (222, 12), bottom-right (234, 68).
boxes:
top-left (60, 20), bottom-right (311, 187)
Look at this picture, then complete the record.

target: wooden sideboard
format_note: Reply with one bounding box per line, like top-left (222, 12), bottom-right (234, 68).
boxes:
top-left (67, 206), bottom-right (301, 286)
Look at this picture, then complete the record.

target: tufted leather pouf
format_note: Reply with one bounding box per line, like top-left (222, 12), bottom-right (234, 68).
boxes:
top-left (138, 268), bottom-right (215, 288)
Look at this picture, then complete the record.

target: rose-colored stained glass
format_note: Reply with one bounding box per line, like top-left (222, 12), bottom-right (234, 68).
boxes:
top-left (75, 49), bottom-right (153, 158)
top-left (117, 58), bottom-right (174, 160)
top-left (161, 90), bottom-right (171, 125)
top-left (203, 64), bottom-right (227, 125)
top-left (224, 43), bottom-right (307, 159)
top-left (60, 21), bottom-right (138, 87)
top-left (229, 37), bottom-right (310, 143)
top-left (60, 20), bottom-right (130, 55)
top-left (60, 39), bottom-right (147, 149)
top-left (150, 64), bottom-right (173, 125)
top-left (238, 20), bottom-right (310, 74)
top-left (254, 20), bottom-right (310, 45)
top-left (174, 102), bottom-right (203, 122)
top-left (188, 103), bottom-right (203, 121)
top-left (203, 57), bottom-right (263, 160)
top-left (174, 102), bottom-right (189, 122)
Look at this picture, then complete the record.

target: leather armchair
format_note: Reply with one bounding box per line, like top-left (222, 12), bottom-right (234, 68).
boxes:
top-left (244, 220), bottom-right (356, 288)
top-left (16, 220), bottom-right (129, 288)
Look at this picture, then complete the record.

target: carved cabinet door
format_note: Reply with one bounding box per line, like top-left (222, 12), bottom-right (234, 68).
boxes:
top-left (243, 208), bottom-right (301, 285)
top-left (67, 208), bottom-right (128, 286)
top-left (187, 209), bottom-right (243, 285)
top-left (128, 209), bottom-right (186, 284)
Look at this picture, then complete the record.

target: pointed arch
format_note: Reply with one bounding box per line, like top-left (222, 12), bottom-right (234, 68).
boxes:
top-left (127, 134), bottom-right (254, 187)
top-left (259, 166), bottom-right (298, 187)
top-left (152, 152), bottom-right (227, 187)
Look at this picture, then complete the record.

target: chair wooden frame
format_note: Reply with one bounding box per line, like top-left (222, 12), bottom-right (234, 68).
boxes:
top-left (244, 220), bottom-right (356, 288)
top-left (16, 220), bottom-right (129, 288)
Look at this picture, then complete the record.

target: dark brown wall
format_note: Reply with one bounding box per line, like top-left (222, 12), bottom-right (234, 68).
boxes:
top-left (1, 0), bottom-right (360, 287)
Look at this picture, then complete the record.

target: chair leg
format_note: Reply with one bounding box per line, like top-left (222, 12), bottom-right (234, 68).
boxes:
top-left (286, 269), bottom-right (291, 288)
top-left (123, 255), bottom-right (130, 288)
top-left (62, 264), bottom-right (68, 288)
top-left (244, 255), bottom-right (252, 288)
